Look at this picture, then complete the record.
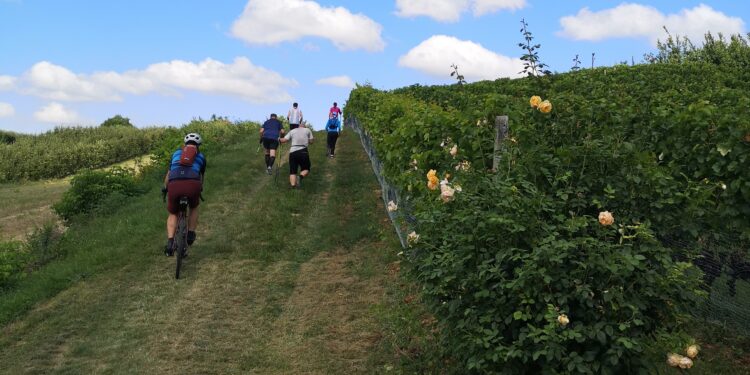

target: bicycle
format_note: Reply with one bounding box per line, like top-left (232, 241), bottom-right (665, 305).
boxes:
top-left (162, 191), bottom-right (192, 279)
top-left (171, 197), bottom-right (190, 279)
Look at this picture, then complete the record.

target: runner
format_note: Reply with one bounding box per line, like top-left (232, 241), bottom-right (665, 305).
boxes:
top-left (329, 102), bottom-right (342, 123)
top-left (279, 123), bottom-right (314, 188)
top-left (162, 133), bottom-right (206, 256)
top-left (260, 113), bottom-right (284, 174)
top-left (325, 114), bottom-right (341, 158)
top-left (287, 102), bottom-right (303, 130)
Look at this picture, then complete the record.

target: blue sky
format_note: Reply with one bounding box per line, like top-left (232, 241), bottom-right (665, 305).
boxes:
top-left (0, 0), bottom-right (747, 133)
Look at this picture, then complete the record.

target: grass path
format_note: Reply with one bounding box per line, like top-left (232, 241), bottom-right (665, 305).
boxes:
top-left (0, 133), bottom-right (414, 374)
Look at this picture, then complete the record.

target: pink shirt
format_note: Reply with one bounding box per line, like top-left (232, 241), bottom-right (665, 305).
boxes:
top-left (329, 106), bottom-right (342, 118)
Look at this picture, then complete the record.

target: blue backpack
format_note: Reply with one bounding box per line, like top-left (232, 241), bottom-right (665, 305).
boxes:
top-left (327, 118), bottom-right (339, 131)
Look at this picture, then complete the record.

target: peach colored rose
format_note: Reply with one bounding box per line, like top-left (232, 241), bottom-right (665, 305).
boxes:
top-left (387, 200), bottom-right (398, 212)
top-left (557, 314), bottom-right (569, 326)
top-left (450, 144), bottom-right (458, 157)
top-left (598, 211), bottom-right (614, 226)
top-left (667, 353), bottom-right (682, 367)
top-left (407, 231), bottom-right (419, 246)
top-left (440, 184), bottom-right (455, 203)
top-left (678, 357), bottom-right (693, 369)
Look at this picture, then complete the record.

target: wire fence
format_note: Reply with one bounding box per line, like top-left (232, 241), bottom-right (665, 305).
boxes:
top-left (348, 116), bottom-right (750, 337)
top-left (347, 117), bottom-right (417, 249)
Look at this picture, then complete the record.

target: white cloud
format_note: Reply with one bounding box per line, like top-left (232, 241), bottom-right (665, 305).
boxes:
top-left (472, 0), bottom-right (527, 16)
top-left (316, 75), bottom-right (355, 88)
top-left (0, 102), bottom-right (14, 118)
top-left (398, 35), bottom-right (523, 81)
top-left (559, 3), bottom-right (745, 45)
top-left (24, 61), bottom-right (121, 101)
top-left (395, 0), bottom-right (526, 22)
top-left (15, 57), bottom-right (296, 104)
top-left (34, 102), bottom-right (81, 124)
top-left (0, 75), bottom-right (15, 91)
top-left (396, 0), bottom-right (469, 22)
top-left (231, 0), bottom-right (385, 52)
top-left (141, 58), bottom-right (297, 103)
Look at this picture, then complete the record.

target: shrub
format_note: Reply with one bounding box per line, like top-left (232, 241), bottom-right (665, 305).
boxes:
top-left (0, 241), bottom-right (28, 287)
top-left (410, 175), bottom-right (699, 373)
top-left (54, 167), bottom-right (142, 220)
top-left (25, 224), bottom-right (64, 269)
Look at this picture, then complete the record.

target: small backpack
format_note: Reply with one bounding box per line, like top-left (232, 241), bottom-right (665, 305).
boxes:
top-left (179, 145), bottom-right (198, 166)
top-left (327, 119), bottom-right (338, 130)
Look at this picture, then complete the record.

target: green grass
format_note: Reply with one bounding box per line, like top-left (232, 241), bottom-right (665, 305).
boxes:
top-left (0, 132), bottom-right (428, 374)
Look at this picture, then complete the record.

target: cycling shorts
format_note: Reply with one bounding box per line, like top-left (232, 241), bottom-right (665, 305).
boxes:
top-left (166, 179), bottom-right (202, 214)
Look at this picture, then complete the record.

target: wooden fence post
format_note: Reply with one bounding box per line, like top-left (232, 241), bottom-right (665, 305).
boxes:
top-left (492, 115), bottom-right (509, 172)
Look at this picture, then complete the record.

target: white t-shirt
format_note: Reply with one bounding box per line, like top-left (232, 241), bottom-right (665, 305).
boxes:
top-left (284, 127), bottom-right (314, 153)
top-left (288, 108), bottom-right (303, 125)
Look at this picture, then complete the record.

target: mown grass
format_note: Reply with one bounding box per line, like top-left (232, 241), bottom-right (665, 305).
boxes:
top-left (0, 179), bottom-right (68, 240)
top-left (0, 132), bottom-right (436, 374)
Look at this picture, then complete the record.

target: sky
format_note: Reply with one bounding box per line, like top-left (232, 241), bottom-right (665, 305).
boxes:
top-left (0, 0), bottom-right (747, 133)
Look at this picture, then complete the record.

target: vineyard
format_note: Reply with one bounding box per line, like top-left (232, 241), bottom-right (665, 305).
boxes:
top-left (345, 61), bottom-right (750, 373)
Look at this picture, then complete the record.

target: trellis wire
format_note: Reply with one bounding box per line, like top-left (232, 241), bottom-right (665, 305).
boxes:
top-left (347, 117), bottom-right (416, 249)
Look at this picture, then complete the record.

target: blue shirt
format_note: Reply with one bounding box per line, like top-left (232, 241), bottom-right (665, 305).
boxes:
top-left (168, 147), bottom-right (206, 181)
top-left (262, 118), bottom-right (283, 139)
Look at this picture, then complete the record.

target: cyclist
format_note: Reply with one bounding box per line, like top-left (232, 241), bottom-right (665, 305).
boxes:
top-left (260, 113), bottom-right (285, 174)
top-left (279, 123), bottom-right (314, 188)
top-left (287, 102), bottom-right (303, 130)
top-left (162, 133), bottom-right (206, 256)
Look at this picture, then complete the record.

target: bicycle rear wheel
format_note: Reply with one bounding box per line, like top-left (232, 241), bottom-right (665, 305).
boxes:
top-left (174, 208), bottom-right (188, 279)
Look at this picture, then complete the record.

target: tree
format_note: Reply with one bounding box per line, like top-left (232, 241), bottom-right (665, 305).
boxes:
top-left (100, 115), bottom-right (134, 128)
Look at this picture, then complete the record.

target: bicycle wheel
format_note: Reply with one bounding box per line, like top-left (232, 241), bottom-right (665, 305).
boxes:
top-left (174, 209), bottom-right (188, 279)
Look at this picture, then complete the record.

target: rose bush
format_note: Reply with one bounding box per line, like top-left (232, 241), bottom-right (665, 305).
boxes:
top-left (345, 61), bottom-right (748, 373)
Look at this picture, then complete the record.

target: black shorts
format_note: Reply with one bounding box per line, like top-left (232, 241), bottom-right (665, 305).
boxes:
top-left (290, 123), bottom-right (299, 130)
top-left (289, 149), bottom-right (310, 174)
top-left (262, 138), bottom-right (279, 150)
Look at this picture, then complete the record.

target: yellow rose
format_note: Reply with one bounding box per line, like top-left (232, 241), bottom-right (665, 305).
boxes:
top-left (427, 169), bottom-right (437, 179)
top-left (538, 100), bottom-right (552, 113)
top-left (557, 314), bottom-right (569, 326)
top-left (598, 211), bottom-right (614, 226)
top-left (686, 345), bottom-right (699, 359)
top-left (529, 95), bottom-right (542, 108)
top-left (427, 178), bottom-right (439, 190)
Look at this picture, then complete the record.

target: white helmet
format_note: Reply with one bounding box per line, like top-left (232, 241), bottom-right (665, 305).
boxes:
top-left (184, 133), bottom-right (202, 145)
